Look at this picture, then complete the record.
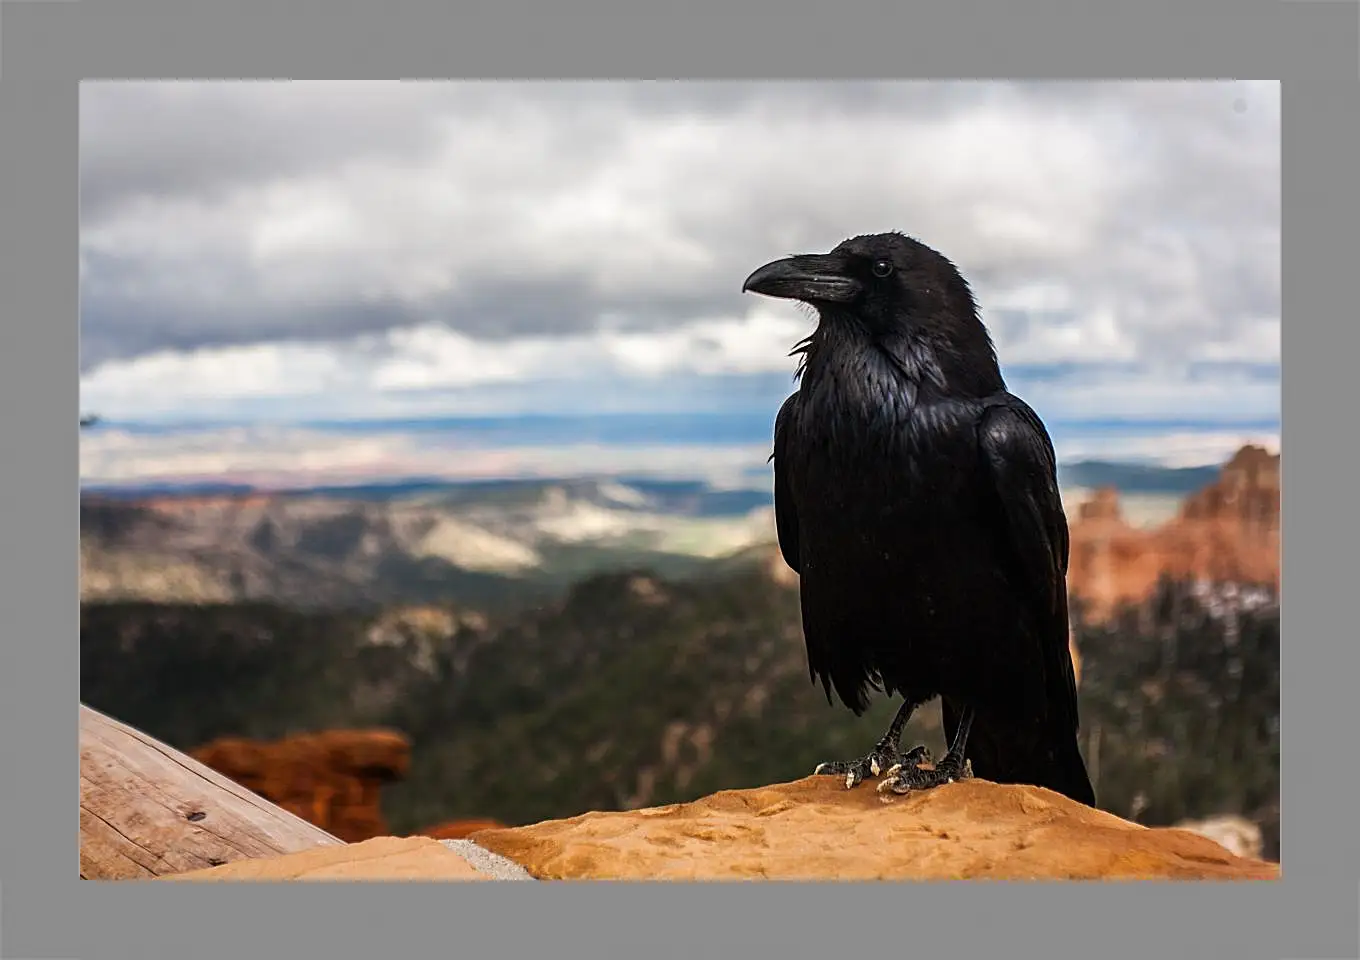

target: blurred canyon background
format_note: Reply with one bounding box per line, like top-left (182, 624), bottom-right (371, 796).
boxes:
top-left (78, 79), bottom-right (1280, 864)
top-left (79, 441), bottom-right (1281, 859)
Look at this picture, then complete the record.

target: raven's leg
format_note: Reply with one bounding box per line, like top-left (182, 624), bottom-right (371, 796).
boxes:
top-left (813, 696), bottom-right (934, 789)
top-left (876, 704), bottom-right (976, 795)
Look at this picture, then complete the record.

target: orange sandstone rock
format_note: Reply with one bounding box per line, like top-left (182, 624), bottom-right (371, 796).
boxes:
top-left (469, 776), bottom-right (1280, 881)
top-left (417, 818), bottom-right (508, 840)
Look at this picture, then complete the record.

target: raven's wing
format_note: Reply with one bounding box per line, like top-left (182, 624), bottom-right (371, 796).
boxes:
top-left (773, 392), bottom-right (869, 710)
top-left (771, 394), bottom-right (801, 576)
top-left (975, 397), bottom-right (1079, 734)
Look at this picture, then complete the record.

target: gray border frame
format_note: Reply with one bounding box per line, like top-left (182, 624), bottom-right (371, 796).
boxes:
top-left (1, 0), bottom-right (1341, 957)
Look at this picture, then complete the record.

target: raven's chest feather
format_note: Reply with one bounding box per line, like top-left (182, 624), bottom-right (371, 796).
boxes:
top-left (787, 364), bottom-right (979, 520)
top-left (783, 366), bottom-right (1005, 636)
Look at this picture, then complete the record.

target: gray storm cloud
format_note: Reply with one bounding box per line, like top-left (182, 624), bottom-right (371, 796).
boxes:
top-left (78, 80), bottom-right (1279, 373)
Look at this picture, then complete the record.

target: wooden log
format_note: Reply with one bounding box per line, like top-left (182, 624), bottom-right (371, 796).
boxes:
top-left (79, 703), bottom-right (344, 880)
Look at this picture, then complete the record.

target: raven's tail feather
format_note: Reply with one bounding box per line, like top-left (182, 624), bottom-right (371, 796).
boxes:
top-left (941, 699), bottom-right (1095, 808)
top-left (1040, 734), bottom-right (1096, 808)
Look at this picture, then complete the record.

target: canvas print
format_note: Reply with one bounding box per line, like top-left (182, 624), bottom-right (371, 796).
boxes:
top-left (78, 80), bottom-right (1280, 881)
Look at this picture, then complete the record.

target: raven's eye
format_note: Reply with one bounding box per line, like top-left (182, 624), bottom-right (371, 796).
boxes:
top-left (871, 259), bottom-right (894, 278)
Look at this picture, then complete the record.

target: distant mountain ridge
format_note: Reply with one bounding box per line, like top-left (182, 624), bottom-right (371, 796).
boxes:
top-left (81, 475), bottom-right (775, 514)
top-left (84, 457), bottom-right (1215, 502)
top-left (78, 457), bottom-right (1238, 612)
top-left (79, 476), bottom-right (780, 611)
top-left (1058, 460), bottom-right (1221, 495)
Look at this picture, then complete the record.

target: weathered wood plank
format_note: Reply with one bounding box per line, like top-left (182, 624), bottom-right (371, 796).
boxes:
top-left (79, 703), bottom-right (344, 880)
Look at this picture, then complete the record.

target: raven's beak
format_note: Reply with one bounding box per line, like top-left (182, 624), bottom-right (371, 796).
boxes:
top-left (741, 254), bottom-right (860, 304)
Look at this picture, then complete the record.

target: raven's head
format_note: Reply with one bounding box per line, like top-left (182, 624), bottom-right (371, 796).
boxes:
top-left (741, 232), bottom-right (980, 337)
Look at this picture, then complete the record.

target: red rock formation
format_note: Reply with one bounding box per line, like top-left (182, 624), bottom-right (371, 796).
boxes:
top-left (1167, 444), bottom-right (1280, 586)
top-left (191, 729), bottom-right (410, 842)
top-left (1067, 445), bottom-right (1280, 619)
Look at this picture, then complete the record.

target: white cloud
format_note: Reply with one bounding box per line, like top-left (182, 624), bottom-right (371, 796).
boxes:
top-left (80, 310), bottom-right (1278, 426)
top-left (1019, 366), bottom-right (1279, 424)
top-left (1054, 431), bottom-right (1280, 468)
top-left (1197, 317), bottom-right (1280, 363)
top-left (80, 305), bottom-right (819, 419)
top-left (80, 341), bottom-right (352, 404)
top-left (994, 301), bottom-right (1142, 365)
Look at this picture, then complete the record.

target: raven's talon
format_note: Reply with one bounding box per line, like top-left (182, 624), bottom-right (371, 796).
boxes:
top-left (876, 755), bottom-right (971, 796)
top-left (876, 774), bottom-right (909, 796)
top-left (811, 759), bottom-right (870, 788)
top-left (902, 744), bottom-right (934, 768)
top-left (812, 742), bottom-right (934, 790)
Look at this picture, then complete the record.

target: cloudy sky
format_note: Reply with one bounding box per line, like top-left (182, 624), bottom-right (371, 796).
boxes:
top-left (78, 80), bottom-right (1280, 490)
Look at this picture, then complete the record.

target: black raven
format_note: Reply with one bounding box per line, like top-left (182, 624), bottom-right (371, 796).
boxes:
top-left (742, 232), bottom-right (1095, 807)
